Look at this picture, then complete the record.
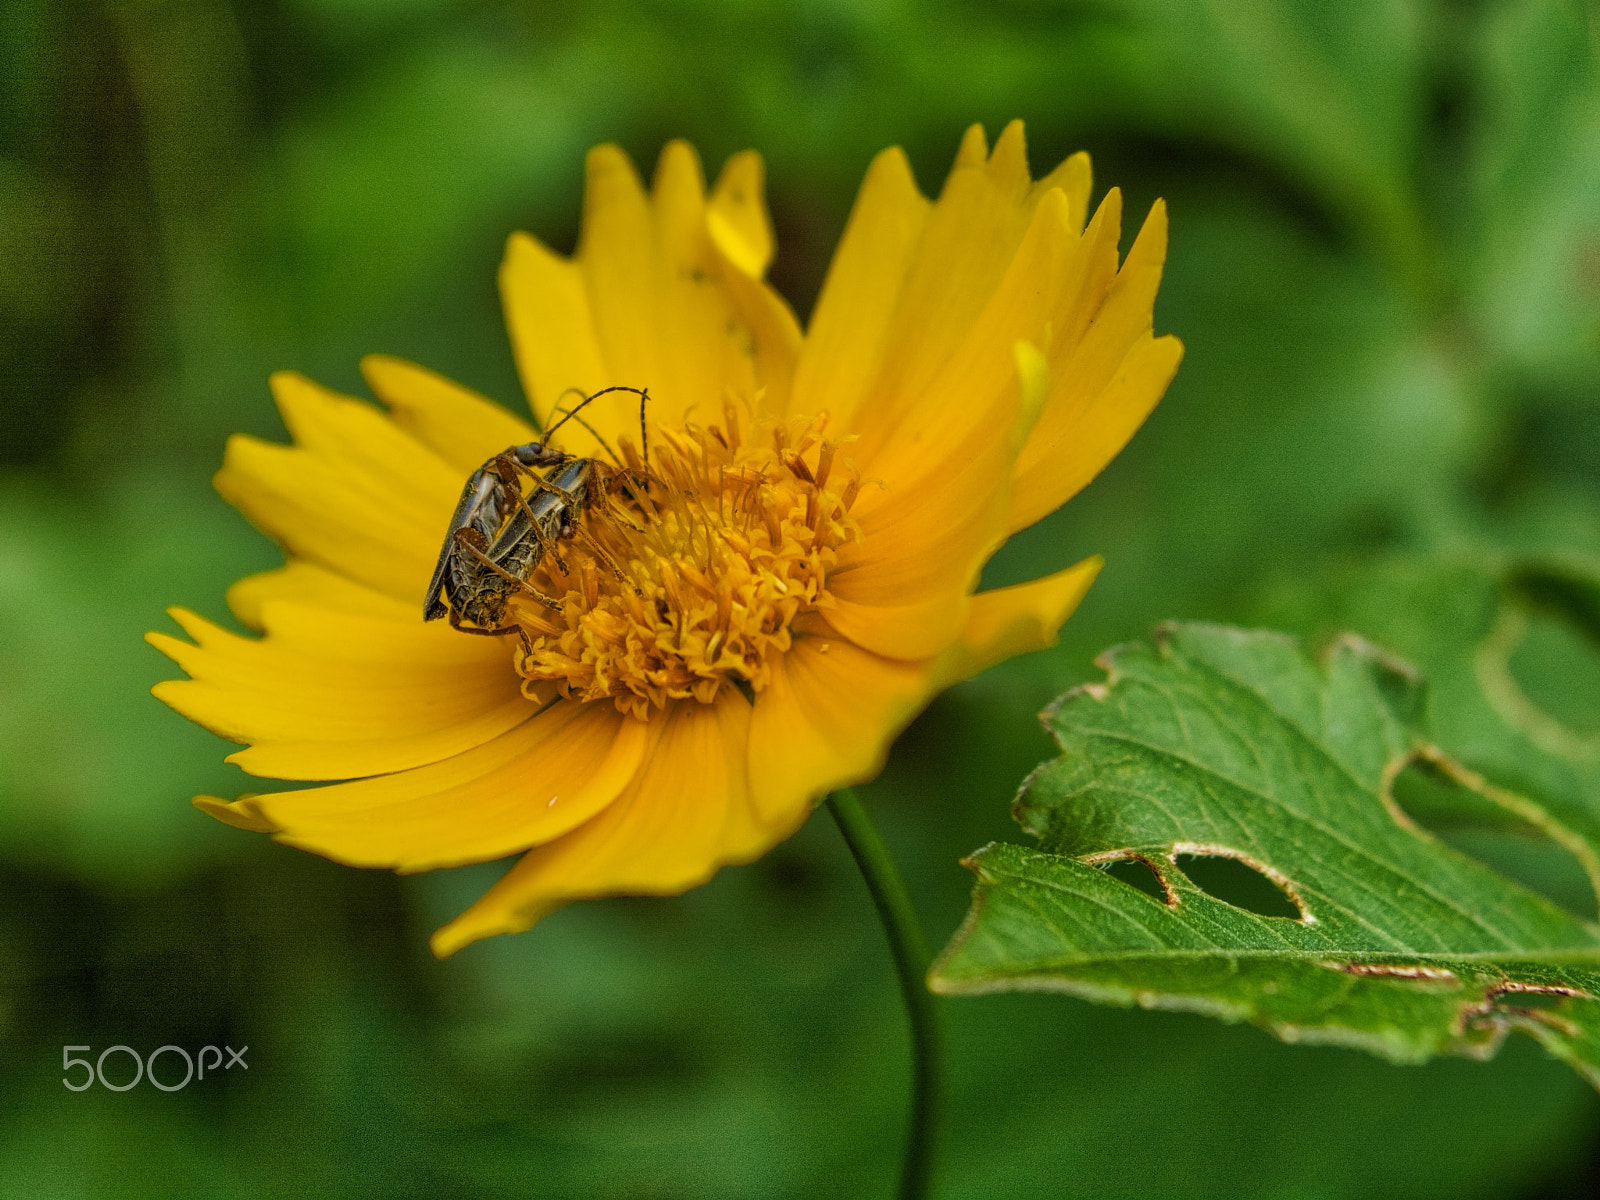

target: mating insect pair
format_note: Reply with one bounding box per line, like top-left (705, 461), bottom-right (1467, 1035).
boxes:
top-left (422, 386), bottom-right (653, 636)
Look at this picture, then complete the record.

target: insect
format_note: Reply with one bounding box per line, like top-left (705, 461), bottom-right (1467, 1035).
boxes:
top-left (422, 385), bottom-right (651, 636)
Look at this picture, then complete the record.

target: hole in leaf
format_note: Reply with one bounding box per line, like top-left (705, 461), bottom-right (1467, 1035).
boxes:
top-left (1390, 758), bottom-right (1512, 829)
top-left (1510, 561), bottom-right (1600, 643)
top-left (1101, 856), bottom-right (1170, 903)
top-left (1507, 609), bottom-right (1600, 737)
top-left (1495, 990), bottom-right (1566, 1011)
top-left (1390, 761), bottom-right (1597, 921)
top-left (1175, 852), bottom-right (1302, 919)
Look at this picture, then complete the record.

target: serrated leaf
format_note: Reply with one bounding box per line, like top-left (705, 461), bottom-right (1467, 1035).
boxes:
top-left (931, 622), bottom-right (1600, 1085)
top-left (1255, 552), bottom-right (1600, 866)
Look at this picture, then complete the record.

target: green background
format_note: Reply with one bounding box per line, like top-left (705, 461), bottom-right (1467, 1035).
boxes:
top-left (4, 0), bottom-right (1600, 1195)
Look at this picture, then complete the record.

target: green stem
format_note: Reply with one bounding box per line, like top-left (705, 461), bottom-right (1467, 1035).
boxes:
top-left (826, 788), bottom-right (943, 1200)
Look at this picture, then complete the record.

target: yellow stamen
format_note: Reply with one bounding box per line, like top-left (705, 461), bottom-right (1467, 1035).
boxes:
top-left (509, 412), bottom-right (862, 718)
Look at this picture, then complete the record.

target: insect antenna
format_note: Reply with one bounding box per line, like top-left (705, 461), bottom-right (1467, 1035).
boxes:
top-left (543, 385), bottom-right (652, 468)
top-left (547, 386), bottom-right (623, 467)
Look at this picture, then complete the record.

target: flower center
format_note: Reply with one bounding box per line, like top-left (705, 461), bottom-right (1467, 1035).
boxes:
top-left (506, 406), bottom-right (862, 719)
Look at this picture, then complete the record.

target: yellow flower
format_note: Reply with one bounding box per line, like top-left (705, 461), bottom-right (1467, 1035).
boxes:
top-left (149, 121), bottom-right (1181, 957)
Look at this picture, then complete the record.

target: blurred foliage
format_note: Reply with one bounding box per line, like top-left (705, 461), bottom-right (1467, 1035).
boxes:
top-left (3, 0), bottom-right (1600, 1195)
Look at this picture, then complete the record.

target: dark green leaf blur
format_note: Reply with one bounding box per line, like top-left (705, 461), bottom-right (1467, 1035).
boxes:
top-left (3, 0), bottom-right (1599, 1195)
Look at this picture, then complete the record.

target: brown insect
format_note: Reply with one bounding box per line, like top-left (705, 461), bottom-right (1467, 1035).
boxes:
top-left (422, 386), bottom-right (650, 636)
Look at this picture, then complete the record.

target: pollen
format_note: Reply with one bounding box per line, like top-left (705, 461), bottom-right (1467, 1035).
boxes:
top-left (506, 404), bottom-right (863, 720)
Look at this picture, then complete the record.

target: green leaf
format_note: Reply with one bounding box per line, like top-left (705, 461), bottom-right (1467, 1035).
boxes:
top-left (1255, 552), bottom-right (1600, 867)
top-left (931, 622), bottom-right (1600, 1085)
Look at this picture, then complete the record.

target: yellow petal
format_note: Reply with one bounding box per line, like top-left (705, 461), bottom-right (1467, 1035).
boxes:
top-left (227, 560), bottom-right (413, 629)
top-left (707, 150), bottom-right (774, 277)
top-left (708, 242), bottom-right (802, 422)
top-left (1010, 201), bottom-right (1183, 532)
top-left (498, 230), bottom-right (613, 457)
top-left (820, 592), bottom-right (970, 663)
top-left (788, 146), bottom-right (930, 429)
top-left (646, 140), bottom-right (754, 422)
top-left (269, 371), bottom-right (463, 509)
top-left (824, 340), bottom-right (1049, 658)
top-left (654, 141), bottom-right (801, 424)
top-left (194, 794), bottom-right (277, 831)
top-left (745, 636), bottom-right (928, 827)
top-left (851, 187), bottom-right (1074, 484)
top-left (1028, 150), bottom-right (1093, 234)
top-left (148, 602), bottom-right (533, 780)
top-left (510, 142), bottom-right (795, 453)
top-left (843, 121), bottom-right (1041, 435)
top-left (951, 122), bottom-right (990, 172)
top-left (576, 144), bottom-right (662, 398)
top-left (431, 690), bottom-right (784, 956)
top-left (798, 121), bottom-right (1107, 522)
top-left (214, 373), bottom-right (460, 605)
top-left (216, 437), bottom-right (431, 606)
top-left (931, 556), bottom-right (1102, 689)
top-left (1048, 187), bottom-right (1123, 354)
top-left (828, 415), bottom-right (1009, 618)
top-left (248, 700), bottom-right (646, 871)
top-left (361, 354), bottom-right (538, 474)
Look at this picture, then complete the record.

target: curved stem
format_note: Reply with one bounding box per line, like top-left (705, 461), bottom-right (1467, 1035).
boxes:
top-left (826, 788), bottom-right (943, 1200)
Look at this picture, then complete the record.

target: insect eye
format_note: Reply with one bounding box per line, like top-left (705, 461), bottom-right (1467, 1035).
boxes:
top-left (513, 443), bottom-right (548, 466)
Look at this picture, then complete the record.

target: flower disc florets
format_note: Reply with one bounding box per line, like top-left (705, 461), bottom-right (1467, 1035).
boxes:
top-left (510, 405), bottom-right (862, 719)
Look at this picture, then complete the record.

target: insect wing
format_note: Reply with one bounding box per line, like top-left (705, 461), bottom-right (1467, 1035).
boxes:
top-left (548, 457), bottom-right (590, 498)
top-left (423, 467), bottom-right (502, 620)
top-left (484, 503), bottom-right (533, 561)
top-left (485, 460), bottom-right (587, 558)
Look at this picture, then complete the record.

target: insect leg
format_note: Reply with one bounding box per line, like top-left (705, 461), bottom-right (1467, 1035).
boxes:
top-left (568, 520), bottom-right (639, 594)
top-left (513, 461), bottom-right (583, 508)
top-left (448, 608), bottom-right (514, 638)
top-left (499, 465), bottom-right (570, 575)
top-left (448, 607), bottom-right (537, 656)
top-left (596, 469), bottom-right (650, 533)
